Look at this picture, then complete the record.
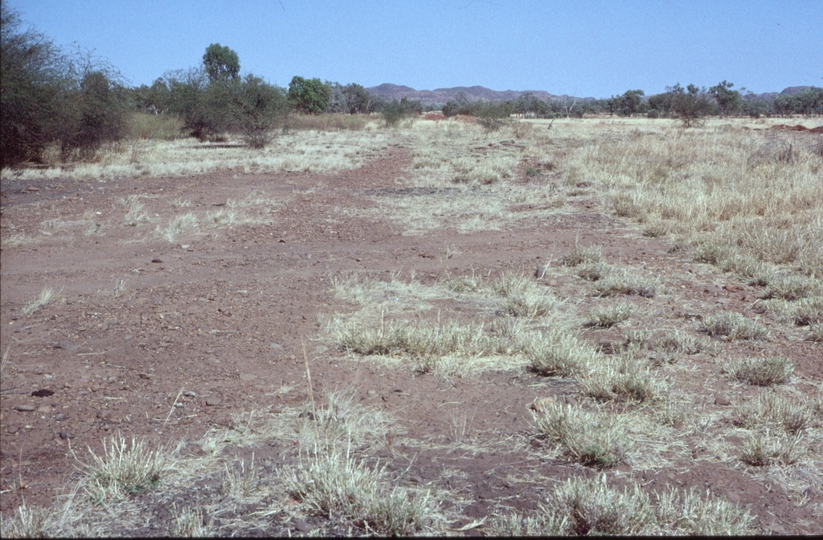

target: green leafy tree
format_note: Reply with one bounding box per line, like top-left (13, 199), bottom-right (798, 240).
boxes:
top-left (287, 76), bottom-right (332, 114)
top-left (669, 83), bottom-right (713, 127)
top-left (202, 43), bottom-right (240, 82)
top-left (1, 4), bottom-right (64, 167)
top-left (709, 80), bottom-right (742, 117)
top-left (617, 90), bottom-right (644, 116)
top-left (226, 75), bottom-right (288, 148)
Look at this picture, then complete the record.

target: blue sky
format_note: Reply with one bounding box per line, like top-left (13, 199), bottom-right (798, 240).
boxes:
top-left (8, 0), bottom-right (823, 98)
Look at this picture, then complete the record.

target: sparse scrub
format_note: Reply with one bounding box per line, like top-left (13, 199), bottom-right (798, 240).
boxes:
top-left (761, 275), bottom-right (818, 301)
top-left (586, 302), bottom-right (633, 327)
top-left (153, 212), bottom-right (199, 242)
top-left (532, 401), bottom-right (631, 468)
top-left (809, 323), bottom-right (823, 342)
top-left (723, 356), bottom-right (794, 386)
top-left (654, 329), bottom-right (712, 355)
top-left (700, 311), bottom-right (768, 340)
top-left (576, 261), bottom-right (611, 281)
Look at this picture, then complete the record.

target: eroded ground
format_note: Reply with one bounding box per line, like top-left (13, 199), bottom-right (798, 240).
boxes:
top-left (1, 120), bottom-right (821, 536)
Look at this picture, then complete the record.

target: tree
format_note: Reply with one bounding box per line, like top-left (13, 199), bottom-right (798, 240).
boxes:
top-left (709, 80), bottom-right (741, 117)
top-left (669, 83), bottom-right (713, 127)
top-left (1, 4), bottom-right (64, 167)
top-left (226, 75), bottom-right (287, 148)
top-left (287, 76), bottom-right (332, 115)
top-left (341, 83), bottom-right (371, 114)
top-left (202, 43), bottom-right (240, 82)
top-left (617, 90), bottom-right (644, 116)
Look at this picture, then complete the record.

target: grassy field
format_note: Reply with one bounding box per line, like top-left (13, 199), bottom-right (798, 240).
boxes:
top-left (2, 114), bottom-right (821, 536)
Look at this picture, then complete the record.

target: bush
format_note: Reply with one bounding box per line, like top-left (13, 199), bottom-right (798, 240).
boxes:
top-left (380, 97), bottom-right (421, 127)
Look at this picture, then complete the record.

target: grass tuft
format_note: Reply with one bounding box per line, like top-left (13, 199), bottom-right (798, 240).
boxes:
top-left (738, 430), bottom-right (806, 467)
top-left (22, 286), bottom-right (56, 315)
top-left (591, 269), bottom-right (659, 298)
top-left (586, 302), bottom-right (633, 327)
top-left (700, 311), bottom-right (768, 340)
top-left (723, 356), bottom-right (794, 386)
top-left (532, 401), bottom-right (631, 469)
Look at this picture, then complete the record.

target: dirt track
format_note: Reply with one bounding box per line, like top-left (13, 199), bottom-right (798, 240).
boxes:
top-left (1, 145), bottom-right (821, 535)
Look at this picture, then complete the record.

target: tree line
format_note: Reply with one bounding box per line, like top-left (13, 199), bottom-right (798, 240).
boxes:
top-left (2, 2), bottom-right (821, 169)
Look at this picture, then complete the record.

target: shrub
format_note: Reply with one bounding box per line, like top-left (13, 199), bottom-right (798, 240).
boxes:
top-left (723, 356), bottom-right (794, 386)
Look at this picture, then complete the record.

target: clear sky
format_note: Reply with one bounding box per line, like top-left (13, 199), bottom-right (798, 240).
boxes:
top-left (8, 0), bottom-right (823, 98)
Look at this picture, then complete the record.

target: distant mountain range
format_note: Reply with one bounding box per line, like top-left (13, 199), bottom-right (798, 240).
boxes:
top-left (366, 83), bottom-right (815, 106)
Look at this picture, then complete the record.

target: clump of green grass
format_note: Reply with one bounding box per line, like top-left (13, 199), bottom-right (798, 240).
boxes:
top-left (561, 242), bottom-right (603, 267)
top-left (279, 446), bottom-right (435, 536)
top-left (735, 392), bottom-right (820, 434)
top-left (77, 434), bottom-right (180, 504)
top-left (738, 430), bottom-right (806, 467)
top-left (700, 311), bottom-right (768, 340)
top-left (532, 401), bottom-right (631, 469)
top-left (591, 269), bottom-right (658, 298)
top-left (522, 329), bottom-right (602, 377)
top-left (723, 356), bottom-right (794, 386)
top-left (581, 354), bottom-right (667, 403)
top-left (586, 302), bottom-right (633, 328)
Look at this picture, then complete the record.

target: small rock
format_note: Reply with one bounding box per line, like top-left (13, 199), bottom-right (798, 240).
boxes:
top-left (564, 395), bottom-right (578, 406)
top-left (183, 391), bottom-right (197, 397)
top-left (54, 341), bottom-right (78, 351)
top-left (206, 396), bottom-right (222, 406)
top-left (37, 405), bottom-right (51, 413)
top-left (768, 521), bottom-right (787, 535)
top-left (55, 413), bottom-right (67, 421)
top-left (269, 342), bottom-right (283, 350)
top-left (530, 439), bottom-right (543, 448)
top-left (138, 373), bottom-right (154, 380)
top-left (715, 394), bottom-right (731, 406)
top-left (408, 475), bottom-right (424, 484)
top-left (723, 490), bottom-right (740, 504)
top-left (151, 258), bottom-right (163, 263)
top-left (31, 389), bottom-right (54, 398)
top-left (392, 388), bottom-right (403, 393)
top-left (96, 410), bottom-right (111, 420)
top-left (294, 520), bottom-right (309, 532)
top-left (367, 389), bottom-right (377, 396)
top-left (239, 373), bottom-right (256, 382)
top-left (26, 186), bottom-right (40, 192)
top-left (205, 358), bottom-right (221, 365)
top-left (8, 426), bottom-right (19, 433)
top-left (14, 405), bottom-right (36, 412)
top-left (59, 431), bottom-right (71, 440)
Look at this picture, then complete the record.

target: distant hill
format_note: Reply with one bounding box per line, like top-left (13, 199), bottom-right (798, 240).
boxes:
top-left (366, 83), bottom-right (563, 107)
top-left (368, 83), bottom-right (815, 106)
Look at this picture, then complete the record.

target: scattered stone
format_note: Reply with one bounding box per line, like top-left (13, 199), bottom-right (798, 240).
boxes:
top-left (151, 258), bottom-right (163, 263)
top-left (55, 413), bottom-right (67, 421)
top-left (715, 394), bottom-right (731, 406)
top-left (8, 426), bottom-right (19, 433)
top-left (37, 405), bottom-right (51, 413)
top-left (14, 405), bottom-right (36, 412)
top-left (392, 388), bottom-right (403, 393)
top-left (59, 431), bottom-right (71, 440)
top-left (269, 342), bottom-right (283, 350)
top-left (205, 358), bottom-right (221, 366)
top-left (408, 475), bottom-right (424, 484)
top-left (138, 373), bottom-right (154, 380)
top-left (723, 490), bottom-right (740, 504)
top-left (206, 396), bottom-right (222, 406)
top-left (534, 266), bottom-right (548, 279)
top-left (53, 341), bottom-right (78, 351)
top-left (530, 439), bottom-right (543, 448)
top-left (96, 410), bottom-right (111, 420)
top-left (26, 186), bottom-right (40, 192)
top-left (31, 389), bottom-right (54, 398)
top-left (294, 520), bottom-right (309, 532)
top-left (183, 391), bottom-right (197, 397)
top-left (239, 373), bottom-right (256, 382)
top-left (367, 389), bottom-right (377, 396)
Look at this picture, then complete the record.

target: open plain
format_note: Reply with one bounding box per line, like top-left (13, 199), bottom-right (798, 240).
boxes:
top-left (1, 116), bottom-right (821, 536)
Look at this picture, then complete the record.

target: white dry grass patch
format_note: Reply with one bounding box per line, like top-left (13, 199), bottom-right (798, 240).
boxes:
top-left (531, 400), bottom-right (632, 469)
top-left (75, 434), bottom-right (182, 504)
top-left (490, 475), bottom-right (754, 536)
top-left (700, 311), bottom-right (769, 340)
top-left (735, 391), bottom-right (821, 434)
top-left (491, 271), bottom-right (565, 319)
top-left (22, 285), bottom-right (58, 315)
top-left (279, 444), bottom-right (437, 536)
top-left (118, 195), bottom-right (152, 226)
top-left (2, 129), bottom-right (395, 181)
top-left (590, 267), bottom-right (660, 298)
top-left (580, 352), bottom-right (668, 403)
top-left (523, 328), bottom-right (602, 377)
top-left (0, 233), bottom-right (36, 249)
top-left (756, 295), bottom-right (823, 327)
top-left (737, 430), bottom-right (808, 467)
top-left (586, 302), bottom-right (633, 328)
top-left (722, 356), bottom-right (794, 386)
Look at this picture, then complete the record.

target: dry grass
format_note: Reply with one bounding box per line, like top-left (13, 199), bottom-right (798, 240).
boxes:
top-left (700, 311), bottom-right (769, 340)
top-left (22, 286), bottom-right (57, 315)
top-left (723, 356), bottom-right (794, 386)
